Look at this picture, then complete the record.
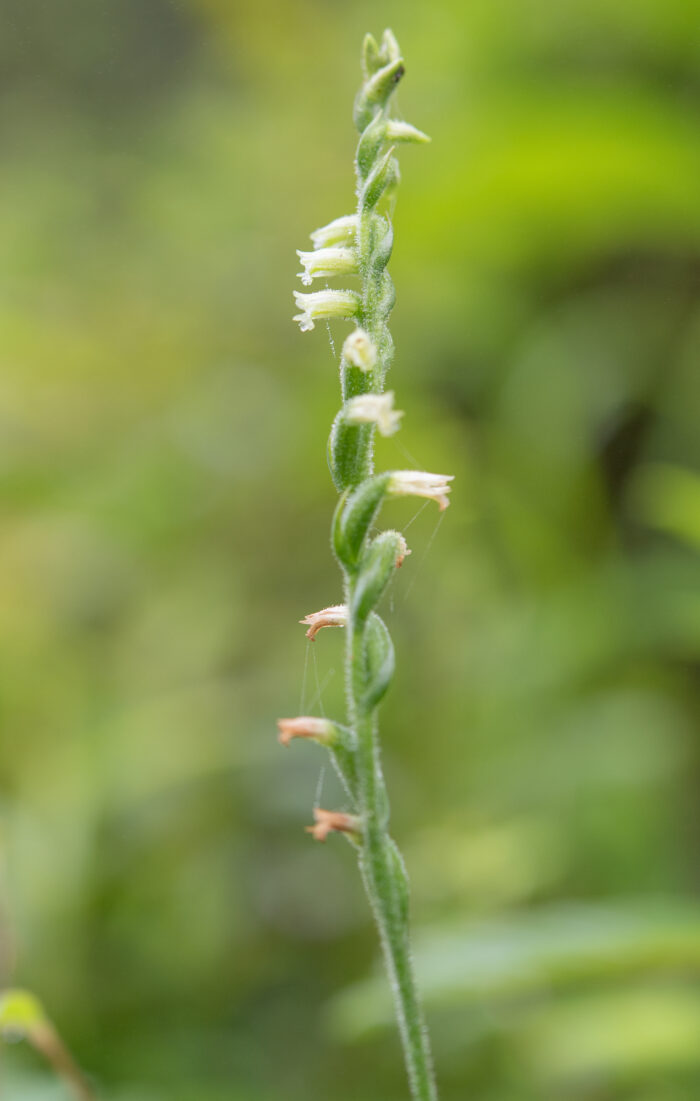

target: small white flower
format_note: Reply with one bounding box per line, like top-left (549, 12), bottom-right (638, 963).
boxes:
top-left (299, 603), bottom-right (348, 640)
top-left (388, 471), bottom-right (454, 511)
top-left (310, 214), bottom-right (358, 250)
top-left (296, 247), bottom-right (358, 286)
top-left (293, 290), bottom-right (360, 332)
top-left (345, 391), bottom-right (403, 437)
top-left (342, 328), bottom-right (377, 372)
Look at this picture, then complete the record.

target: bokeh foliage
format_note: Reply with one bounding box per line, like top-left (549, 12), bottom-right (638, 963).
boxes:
top-left (0, 1), bottom-right (698, 1098)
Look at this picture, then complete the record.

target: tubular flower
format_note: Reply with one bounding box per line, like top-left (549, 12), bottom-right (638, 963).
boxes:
top-left (277, 716), bottom-right (336, 747)
top-left (310, 214), bottom-right (358, 250)
top-left (299, 603), bottom-right (348, 640)
top-left (306, 808), bottom-right (362, 843)
top-left (388, 470), bottom-right (454, 511)
top-left (342, 327), bottom-right (377, 372)
top-left (345, 391), bottom-right (403, 437)
top-left (296, 247), bottom-right (358, 286)
top-left (293, 289), bottom-right (361, 332)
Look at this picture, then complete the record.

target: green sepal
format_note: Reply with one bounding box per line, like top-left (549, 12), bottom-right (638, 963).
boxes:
top-left (329, 414), bottom-right (373, 493)
top-left (356, 115), bottom-right (387, 180)
top-left (354, 58), bottom-right (405, 132)
top-left (336, 473), bottom-right (391, 570)
top-left (362, 611), bottom-right (395, 710)
top-left (362, 147), bottom-right (398, 211)
top-left (352, 530), bottom-right (403, 623)
top-left (370, 217), bottom-right (394, 276)
top-left (362, 33), bottom-right (381, 79)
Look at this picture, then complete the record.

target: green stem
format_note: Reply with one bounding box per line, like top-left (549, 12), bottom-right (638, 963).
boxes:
top-left (347, 615), bottom-right (438, 1101)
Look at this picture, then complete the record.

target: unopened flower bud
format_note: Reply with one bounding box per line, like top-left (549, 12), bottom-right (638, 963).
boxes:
top-left (310, 214), bottom-right (358, 250)
top-left (277, 716), bottom-right (336, 748)
top-left (296, 247), bottom-right (358, 286)
top-left (344, 391), bottom-right (403, 437)
top-left (388, 471), bottom-right (454, 511)
top-left (362, 146), bottom-right (399, 210)
top-left (293, 290), bottom-right (360, 333)
top-left (300, 604), bottom-right (348, 640)
top-left (385, 120), bottom-right (431, 144)
top-left (342, 328), bottom-right (377, 372)
top-left (306, 808), bottom-right (362, 843)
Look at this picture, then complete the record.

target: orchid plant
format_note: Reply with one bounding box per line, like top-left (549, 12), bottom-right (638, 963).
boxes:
top-left (279, 29), bottom-right (449, 1101)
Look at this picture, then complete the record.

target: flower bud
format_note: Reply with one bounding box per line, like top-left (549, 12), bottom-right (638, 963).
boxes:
top-left (362, 33), bottom-right (382, 78)
top-left (310, 214), bottom-right (357, 250)
top-left (293, 289), bottom-right (360, 332)
top-left (362, 147), bottom-right (399, 210)
top-left (388, 470), bottom-right (454, 511)
top-left (352, 530), bottom-right (409, 622)
top-left (354, 58), bottom-right (405, 131)
top-left (345, 391), bottom-right (403, 437)
top-left (306, 808), bottom-right (362, 843)
top-left (385, 120), bottom-right (431, 144)
top-left (296, 247), bottom-right (358, 286)
top-left (277, 716), bottom-right (336, 748)
top-left (342, 328), bottom-right (377, 372)
top-left (300, 604), bottom-right (348, 640)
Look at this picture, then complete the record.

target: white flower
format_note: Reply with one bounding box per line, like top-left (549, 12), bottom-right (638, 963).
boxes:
top-left (276, 716), bottom-right (335, 748)
top-left (342, 328), bottom-right (377, 372)
top-left (293, 290), bottom-right (360, 332)
top-left (299, 603), bottom-right (348, 640)
top-left (388, 471), bottom-right (454, 511)
top-left (345, 391), bottom-right (403, 437)
top-left (296, 247), bottom-right (358, 286)
top-left (310, 214), bottom-right (358, 250)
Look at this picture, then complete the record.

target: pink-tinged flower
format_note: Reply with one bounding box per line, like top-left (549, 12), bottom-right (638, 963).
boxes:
top-left (306, 808), bottom-right (362, 843)
top-left (293, 290), bottom-right (361, 332)
top-left (296, 247), bottom-right (358, 286)
top-left (300, 604), bottom-right (348, 640)
top-left (276, 716), bottom-right (335, 748)
top-left (342, 328), bottom-right (377, 372)
top-left (345, 391), bottom-right (403, 437)
top-left (388, 470), bottom-right (454, 511)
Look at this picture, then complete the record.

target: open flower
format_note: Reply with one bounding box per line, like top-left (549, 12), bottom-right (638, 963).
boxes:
top-left (293, 289), bottom-right (361, 332)
top-left (296, 247), bottom-right (358, 286)
top-left (276, 716), bottom-right (335, 747)
top-left (300, 604), bottom-right (348, 640)
top-left (345, 391), bottom-right (403, 437)
top-left (310, 214), bottom-right (358, 250)
top-left (342, 328), bottom-right (377, 372)
top-left (388, 471), bottom-right (454, 511)
top-left (306, 808), bottom-right (362, 843)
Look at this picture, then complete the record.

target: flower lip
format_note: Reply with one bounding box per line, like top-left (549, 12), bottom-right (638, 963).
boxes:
top-left (306, 808), bottom-right (362, 843)
top-left (388, 470), bottom-right (454, 511)
top-left (299, 604), bottom-right (348, 640)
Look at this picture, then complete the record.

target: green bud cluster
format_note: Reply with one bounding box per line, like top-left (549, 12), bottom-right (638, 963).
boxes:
top-left (284, 30), bottom-right (444, 1101)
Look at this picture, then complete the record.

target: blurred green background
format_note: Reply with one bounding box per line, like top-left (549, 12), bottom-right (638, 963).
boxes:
top-left (0, 0), bottom-right (699, 1098)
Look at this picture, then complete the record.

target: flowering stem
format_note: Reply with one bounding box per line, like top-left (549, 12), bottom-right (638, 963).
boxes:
top-left (284, 29), bottom-right (447, 1101)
